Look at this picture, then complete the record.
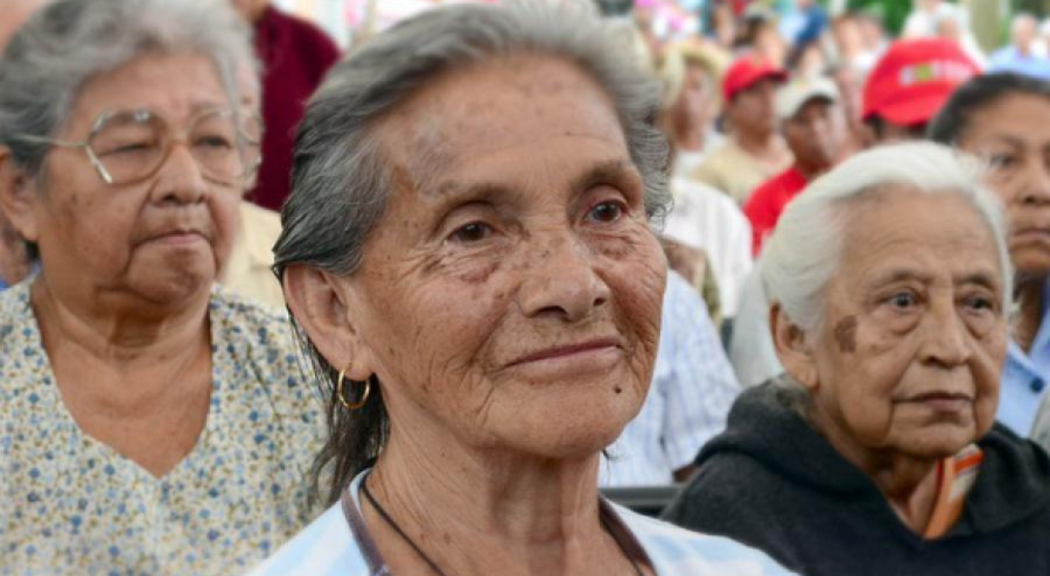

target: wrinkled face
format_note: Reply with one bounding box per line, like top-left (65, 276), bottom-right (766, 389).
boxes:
top-left (959, 93), bottom-right (1050, 276)
top-left (346, 57), bottom-right (667, 459)
top-left (807, 189), bottom-right (1007, 460)
top-left (15, 52), bottom-right (241, 306)
top-left (783, 98), bottom-right (844, 171)
top-left (729, 78), bottom-right (780, 137)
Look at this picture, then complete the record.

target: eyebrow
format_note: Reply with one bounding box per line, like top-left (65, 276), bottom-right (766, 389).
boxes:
top-left (954, 271), bottom-right (1000, 290)
top-left (869, 268), bottom-right (1000, 289)
top-left (424, 157), bottom-right (641, 201)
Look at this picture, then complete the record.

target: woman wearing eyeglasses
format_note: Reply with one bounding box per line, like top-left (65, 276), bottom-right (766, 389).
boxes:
top-left (0, 0), bottom-right (323, 574)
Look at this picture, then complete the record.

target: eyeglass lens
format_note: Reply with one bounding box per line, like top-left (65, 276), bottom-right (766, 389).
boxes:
top-left (87, 109), bottom-right (261, 186)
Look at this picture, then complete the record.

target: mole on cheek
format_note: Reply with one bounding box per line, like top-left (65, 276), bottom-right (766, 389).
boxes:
top-left (834, 316), bottom-right (858, 353)
top-left (613, 385), bottom-right (623, 394)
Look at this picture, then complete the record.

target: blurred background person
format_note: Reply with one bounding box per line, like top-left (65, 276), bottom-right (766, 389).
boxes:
top-left (692, 54), bottom-right (791, 205)
top-left (0, 0), bottom-right (323, 573)
top-left (932, 4), bottom-right (987, 69)
top-left (657, 41), bottom-right (728, 178)
top-left (830, 10), bottom-right (881, 74)
top-left (903, 0), bottom-right (946, 38)
top-left (989, 13), bottom-right (1050, 80)
top-left (229, 0), bottom-right (340, 212)
top-left (930, 73), bottom-right (1050, 438)
top-left (743, 8), bottom-right (789, 69)
top-left (787, 0), bottom-right (829, 48)
top-left (861, 38), bottom-right (979, 145)
top-left (745, 76), bottom-right (847, 256)
top-left (667, 143), bottom-right (1050, 575)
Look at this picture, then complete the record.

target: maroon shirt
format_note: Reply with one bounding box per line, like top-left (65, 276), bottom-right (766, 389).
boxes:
top-left (249, 6), bottom-right (341, 211)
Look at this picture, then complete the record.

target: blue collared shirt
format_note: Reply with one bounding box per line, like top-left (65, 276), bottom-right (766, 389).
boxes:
top-left (600, 271), bottom-right (740, 487)
top-left (998, 282), bottom-right (1050, 435)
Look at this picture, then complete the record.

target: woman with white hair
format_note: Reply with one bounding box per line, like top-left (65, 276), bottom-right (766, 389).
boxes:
top-left (664, 142), bottom-right (1050, 575)
top-left (0, 0), bottom-right (322, 573)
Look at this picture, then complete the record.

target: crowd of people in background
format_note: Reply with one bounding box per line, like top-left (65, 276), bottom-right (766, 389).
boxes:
top-left (5, 0), bottom-right (1050, 574)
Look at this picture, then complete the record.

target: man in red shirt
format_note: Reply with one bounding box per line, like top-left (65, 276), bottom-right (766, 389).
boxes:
top-left (230, 0), bottom-right (341, 211)
top-left (745, 77), bottom-right (846, 255)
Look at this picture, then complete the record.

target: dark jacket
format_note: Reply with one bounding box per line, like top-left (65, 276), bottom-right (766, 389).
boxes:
top-left (662, 380), bottom-right (1050, 576)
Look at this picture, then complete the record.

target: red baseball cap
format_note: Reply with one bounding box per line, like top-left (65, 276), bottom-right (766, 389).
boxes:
top-left (722, 54), bottom-right (788, 102)
top-left (862, 39), bottom-right (979, 127)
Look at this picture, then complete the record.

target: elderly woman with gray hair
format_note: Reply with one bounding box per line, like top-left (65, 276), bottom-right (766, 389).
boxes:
top-left (0, 0), bottom-right (323, 573)
top-left (247, 2), bottom-right (791, 576)
top-left (664, 142), bottom-right (1050, 575)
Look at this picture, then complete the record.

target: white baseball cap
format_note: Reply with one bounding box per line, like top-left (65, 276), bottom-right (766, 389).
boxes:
top-left (775, 77), bottom-right (840, 121)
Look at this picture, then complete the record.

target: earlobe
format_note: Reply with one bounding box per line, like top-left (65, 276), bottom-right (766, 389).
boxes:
top-left (770, 304), bottom-right (820, 391)
top-left (0, 147), bottom-right (40, 242)
top-left (282, 265), bottom-right (376, 381)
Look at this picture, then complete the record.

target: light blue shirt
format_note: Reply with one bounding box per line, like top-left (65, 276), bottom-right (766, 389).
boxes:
top-left (244, 470), bottom-right (795, 576)
top-left (988, 46), bottom-right (1050, 80)
top-left (600, 271), bottom-right (740, 486)
top-left (998, 281), bottom-right (1050, 435)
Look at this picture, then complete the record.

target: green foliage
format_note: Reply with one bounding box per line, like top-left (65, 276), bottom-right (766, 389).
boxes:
top-left (844, 0), bottom-right (914, 35)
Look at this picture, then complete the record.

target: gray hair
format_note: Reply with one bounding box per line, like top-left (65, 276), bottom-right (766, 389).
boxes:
top-left (762, 141), bottom-right (1013, 333)
top-left (273, 0), bottom-right (670, 504)
top-left (273, 0), bottom-right (669, 279)
top-left (0, 0), bottom-right (256, 177)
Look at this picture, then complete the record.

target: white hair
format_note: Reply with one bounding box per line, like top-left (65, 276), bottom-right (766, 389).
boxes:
top-left (762, 141), bottom-right (1013, 332)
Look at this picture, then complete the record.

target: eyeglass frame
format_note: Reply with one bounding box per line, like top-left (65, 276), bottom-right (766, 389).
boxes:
top-left (12, 107), bottom-right (263, 187)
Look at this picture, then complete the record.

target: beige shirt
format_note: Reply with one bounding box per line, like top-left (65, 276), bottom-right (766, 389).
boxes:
top-left (690, 138), bottom-right (792, 205)
top-left (222, 202), bottom-right (285, 309)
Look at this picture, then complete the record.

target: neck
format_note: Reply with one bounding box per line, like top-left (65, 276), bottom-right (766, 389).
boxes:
top-left (736, 129), bottom-right (780, 160)
top-left (31, 275), bottom-right (211, 371)
top-left (674, 121), bottom-right (705, 152)
top-left (794, 160), bottom-right (829, 181)
top-left (364, 418), bottom-right (641, 576)
top-left (1014, 275), bottom-right (1045, 352)
top-left (0, 219), bottom-right (30, 286)
top-left (808, 402), bottom-right (940, 533)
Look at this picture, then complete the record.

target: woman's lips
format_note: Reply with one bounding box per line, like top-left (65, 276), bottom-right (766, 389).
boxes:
top-left (151, 230), bottom-right (207, 246)
top-left (505, 338), bottom-right (623, 373)
top-left (1011, 226), bottom-right (1050, 244)
top-left (508, 339), bottom-right (621, 365)
top-left (907, 392), bottom-right (972, 413)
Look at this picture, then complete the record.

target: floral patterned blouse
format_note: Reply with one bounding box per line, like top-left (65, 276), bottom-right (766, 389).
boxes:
top-left (0, 281), bottom-right (325, 576)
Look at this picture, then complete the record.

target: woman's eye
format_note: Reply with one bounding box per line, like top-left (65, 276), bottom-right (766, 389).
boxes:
top-left (963, 295), bottom-right (995, 313)
top-left (102, 141), bottom-right (154, 157)
top-left (194, 135), bottom-right (234, 150)
top-left (447, 222), bottom-right (492, 244)
top-left (587, 201), bottom-right (624, 224)
top-left (988, 154), bottom-right (1017, 171)
top-left (888, 292), bottom-right (917, 309)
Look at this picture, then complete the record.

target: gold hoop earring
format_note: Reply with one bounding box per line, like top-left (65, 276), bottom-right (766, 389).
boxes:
top-left (336, 365), bottom-right (371, 410)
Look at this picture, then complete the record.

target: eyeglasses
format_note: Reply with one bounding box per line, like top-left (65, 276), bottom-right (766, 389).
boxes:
top-left (15, 108), bottom-right (262, 187)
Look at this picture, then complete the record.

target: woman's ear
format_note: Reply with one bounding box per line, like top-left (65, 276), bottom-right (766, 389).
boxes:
top-left (770, 303), bottom-right (819, 392)
top-left (0, 147), bottom-right (40, 242)
top-left (282, 264), bottom-right (376, 381)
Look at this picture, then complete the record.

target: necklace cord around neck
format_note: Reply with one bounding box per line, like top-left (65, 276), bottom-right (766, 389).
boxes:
top-left (360, 473), bottom-right (644, 576)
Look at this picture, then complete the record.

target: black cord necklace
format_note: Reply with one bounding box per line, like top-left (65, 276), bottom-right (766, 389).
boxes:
top-left (360, 476), bottom-right (645, 576)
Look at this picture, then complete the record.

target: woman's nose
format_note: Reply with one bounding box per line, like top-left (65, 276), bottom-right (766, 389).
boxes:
top-left (919, 299), bottom-right (972, 368)
top-left (149, 142), bottom-right (210, 205)
top-left (516, 233), bottom-right (611, 323)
